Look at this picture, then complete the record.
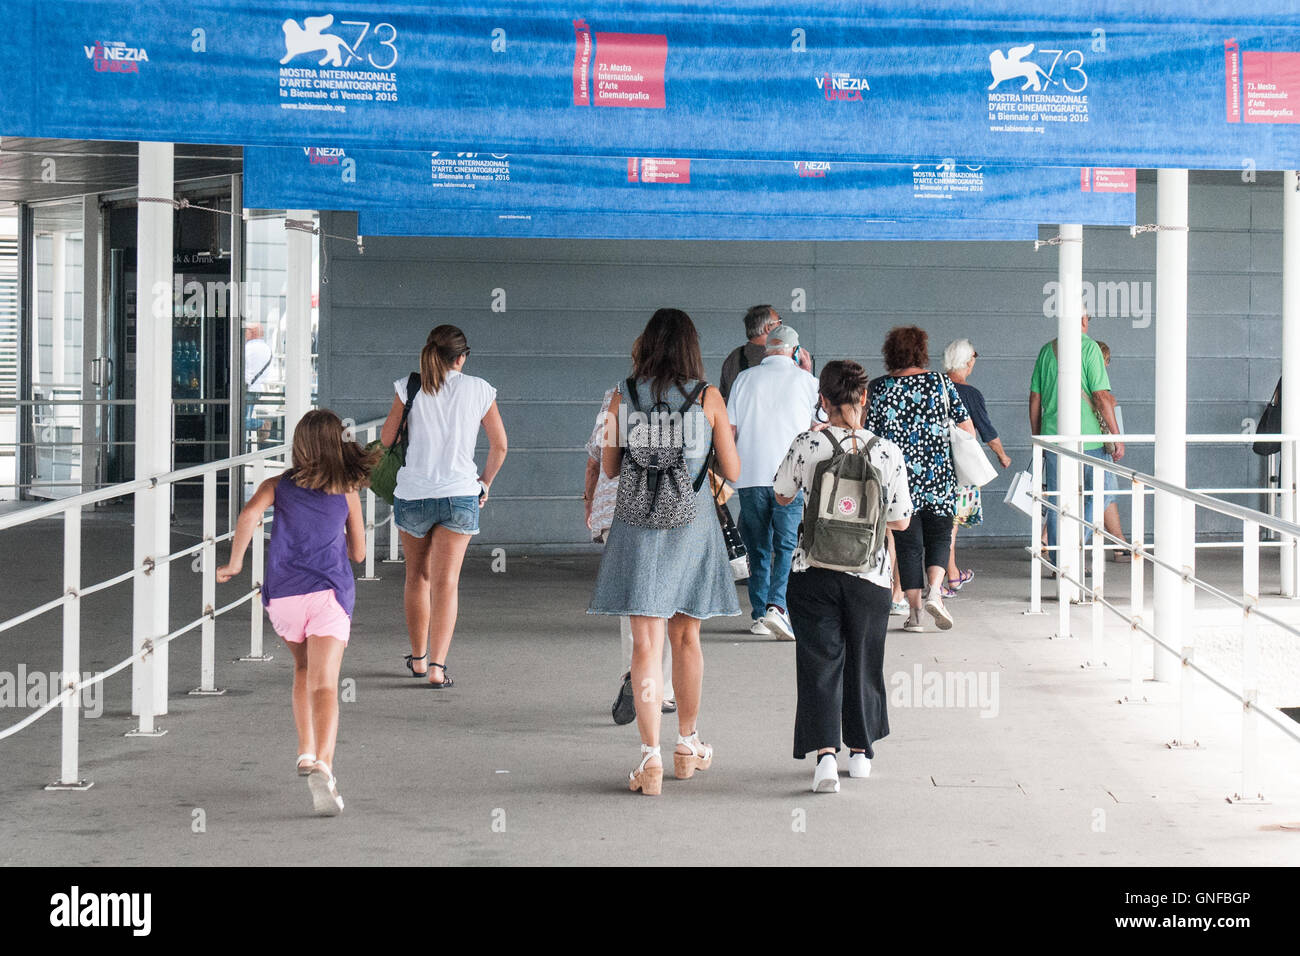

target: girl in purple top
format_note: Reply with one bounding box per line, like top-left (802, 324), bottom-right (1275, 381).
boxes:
top-left (218, 409), bottom-right (376, 816)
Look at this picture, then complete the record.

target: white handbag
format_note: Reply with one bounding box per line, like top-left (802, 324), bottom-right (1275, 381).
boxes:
top-left (942, 377), bottom-right (998, 488)
top-left (1004, 470), bottom-right (1036, 517)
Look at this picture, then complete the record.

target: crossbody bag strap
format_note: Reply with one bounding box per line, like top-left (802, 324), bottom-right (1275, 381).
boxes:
top-left (395, 371), bottom-right (421, 448)
top-left (689, 383), bottom-right (714, 493)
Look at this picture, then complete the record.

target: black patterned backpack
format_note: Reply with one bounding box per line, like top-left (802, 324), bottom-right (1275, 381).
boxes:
top-left (614, 377), bottom-right (713, 529)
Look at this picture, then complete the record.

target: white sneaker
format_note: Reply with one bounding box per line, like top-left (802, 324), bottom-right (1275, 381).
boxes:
top-left (902, 611), bottom-right (925, 633)
top-left (307, 763), bottom-right (344, 816)
top-left (749, 619), bottom-right (771, 636)
top-left (812, 753), bottom-right (840, 793)
top-left (848, 753), bottom-right (872, 778)
top-left (763, 606), bottom-right (795, 641)
top-left (889, 600), bottom-right (909, 616)
top-left (924, 590), bottom-right (954, 631)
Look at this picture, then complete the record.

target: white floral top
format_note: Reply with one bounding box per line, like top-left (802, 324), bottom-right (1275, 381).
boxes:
top-left (584, 388), bottom-right (620, 542)
top-left (772, 426), bottom-right (913, 590)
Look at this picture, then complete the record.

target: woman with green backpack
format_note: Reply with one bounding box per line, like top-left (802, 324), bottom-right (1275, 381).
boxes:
top-left (773, 361), bottom-right (913, 793)
top-left (378, 325), bottom-right (507, 689)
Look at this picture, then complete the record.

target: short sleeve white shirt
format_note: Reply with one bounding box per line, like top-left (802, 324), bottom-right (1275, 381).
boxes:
top-left (393, 370), bottom-right (498, 500)
top-left (772, 426), bottom-right (913, 589)
top-left (726, 355), bottom-right (820, 488)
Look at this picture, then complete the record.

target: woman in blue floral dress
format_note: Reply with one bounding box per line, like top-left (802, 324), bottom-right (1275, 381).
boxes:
top-left (866, 326), bottom-right (977, 633)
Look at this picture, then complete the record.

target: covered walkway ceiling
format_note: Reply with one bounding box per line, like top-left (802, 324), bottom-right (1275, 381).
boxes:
top-left (0, 139), bottom-right (240, 206)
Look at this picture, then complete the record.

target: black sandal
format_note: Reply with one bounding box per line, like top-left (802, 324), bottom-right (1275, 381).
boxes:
top-left (426, 662), bottom-right (454, 689)
top-left (404, 653), bottom-right (428, 678)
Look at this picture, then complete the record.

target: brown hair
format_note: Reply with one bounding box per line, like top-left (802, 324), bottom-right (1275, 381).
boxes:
top-left (1096, 340), bottom-right (1111, 364)
top-left (631, 308), bottom-right (707, 402)
top-left (420, 324), bottom-right (470, 394)
top-left (882, 325), bottom-right (929, 373)
top-left (291, 409), bottom-right (380, 494)
top-left (819, 360), bottom-right (870, 411)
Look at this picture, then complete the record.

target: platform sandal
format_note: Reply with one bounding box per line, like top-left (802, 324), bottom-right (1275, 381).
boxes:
top-left (674, 731), bottom-right (713, 780)
top-left (628, 744), bottom-right (663, 795)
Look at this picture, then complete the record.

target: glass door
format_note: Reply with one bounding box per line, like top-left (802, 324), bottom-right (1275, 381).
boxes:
top-left (26, 201), bottom-right (87, 499)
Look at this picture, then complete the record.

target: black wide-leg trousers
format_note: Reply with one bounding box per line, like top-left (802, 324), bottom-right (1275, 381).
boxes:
top-left (787, 567), bottom-right (891, 759)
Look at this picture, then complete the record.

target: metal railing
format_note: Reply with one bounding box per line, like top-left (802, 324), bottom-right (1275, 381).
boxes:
top-left (0, 416), bottom-right (387, 789)
top-left (1028, 435), bottom-right (1300, 802)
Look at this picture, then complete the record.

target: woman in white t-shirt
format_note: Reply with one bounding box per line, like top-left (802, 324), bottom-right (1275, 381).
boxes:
top-left (772, 360), bottom-right (912, 793)
top-left (380, 325), bottom-right (507, 688)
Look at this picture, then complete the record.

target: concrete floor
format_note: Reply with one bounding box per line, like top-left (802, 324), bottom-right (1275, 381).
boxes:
top-left (2, 520), bottom-right (1299, 866)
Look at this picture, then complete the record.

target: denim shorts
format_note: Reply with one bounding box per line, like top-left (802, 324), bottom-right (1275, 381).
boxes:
top-left (394, 495), bottom-right (480, 537)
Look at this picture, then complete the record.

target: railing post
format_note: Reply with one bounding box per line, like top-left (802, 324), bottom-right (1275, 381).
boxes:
top-left (385, 507), bottom-right (401, 563)
top-left (1029, 442), bottom-right (1042, 614)
top-left (47, 507), bottom-right (91, 790)
top-left (1173, 497), bottom-right (1198, 748)
top-left (1056, 450), bottom-right (1072, 640)
top-left (1233, 518), bottom-right (1264, 802)
top-left (191, 470), bottom-right (225, 695)
top-left (1088, 459), bottom-right (1105, 666)
top-left (1126, 479), bottom-right (1146, 702)
top-left (360, 428), bottom-right (380, 582)
top-left (240, 457), bottom-right (272, 662)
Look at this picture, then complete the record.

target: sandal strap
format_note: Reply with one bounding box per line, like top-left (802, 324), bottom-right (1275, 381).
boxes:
top-left (635, 744), bottom-right (662, 773)
top-left (676, 733), bottom-right (711, 758)
top-left (296, 752), bottom-right (317, 764)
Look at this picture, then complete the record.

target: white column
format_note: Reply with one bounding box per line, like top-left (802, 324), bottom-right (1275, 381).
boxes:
top-left (1057, 224), bottom-right (1084, 610)
top-left (1282, 171), bottom-right (1300, 597)
top-left (130, 142), bottom-right (173, 725)
top-left (1153, 169), bottom-right (1189, 683)
top-left (284, 210), bottom-right (315, 443)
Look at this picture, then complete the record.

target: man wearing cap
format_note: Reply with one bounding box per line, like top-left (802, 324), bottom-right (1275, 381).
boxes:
top-left (726, 324), bottom-right (820, 640)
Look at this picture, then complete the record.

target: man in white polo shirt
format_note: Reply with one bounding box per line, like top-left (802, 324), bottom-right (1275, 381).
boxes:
top-left (727, 324), bottom-right (819, 640)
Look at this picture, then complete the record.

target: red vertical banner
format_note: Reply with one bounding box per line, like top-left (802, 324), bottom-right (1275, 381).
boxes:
top-left (573, 19), bottom-right (592, 106)
top-left (1225, 39), bottom-right (1241, 123)
top-left (627, 158), bottom-right (640, 181)
top-left (1079, 167), bottom-right (1092, 192)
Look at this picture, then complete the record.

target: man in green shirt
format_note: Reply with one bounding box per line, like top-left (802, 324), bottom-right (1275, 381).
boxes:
top-left (1029, 312), bottom-right (1123, 551)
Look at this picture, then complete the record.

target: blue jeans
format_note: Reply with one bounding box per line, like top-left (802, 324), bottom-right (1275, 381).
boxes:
top-left (737, 486), bottom-right (803, 617)
top-left (1043, 447), bottom-right (1118, 551)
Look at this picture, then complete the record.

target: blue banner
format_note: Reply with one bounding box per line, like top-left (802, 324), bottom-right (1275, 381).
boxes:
top-left (355, 207), bottom-right (1041, 242)
top-left (245, 148), bottom-right (1136, 226)
top-left (2, 2), bottom-right (1297, 169)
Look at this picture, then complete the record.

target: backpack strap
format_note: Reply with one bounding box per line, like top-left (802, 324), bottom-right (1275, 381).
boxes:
top-left (677, 381), bottom-right (707, 413)
top-left (823, 429), bottom-right (845, 457)
top-left (623, 376), bottom-right (643, 414)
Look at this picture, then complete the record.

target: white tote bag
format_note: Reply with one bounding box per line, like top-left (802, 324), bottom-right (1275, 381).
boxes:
top-left (942, 378), bottom-right (998, 488)
top-left (1004, 470), bottom-right (1036, 516)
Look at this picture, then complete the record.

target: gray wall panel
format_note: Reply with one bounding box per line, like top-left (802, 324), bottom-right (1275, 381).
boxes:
top-left (321, 175), bottom-right (1284, 547)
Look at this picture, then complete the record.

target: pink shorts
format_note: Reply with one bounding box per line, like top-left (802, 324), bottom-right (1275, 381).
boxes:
top-left (265, 589), bottom-right (352, 645)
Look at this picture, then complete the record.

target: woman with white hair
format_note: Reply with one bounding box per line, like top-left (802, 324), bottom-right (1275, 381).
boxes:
top-left (942, 339), bottom-right (1011, 593)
